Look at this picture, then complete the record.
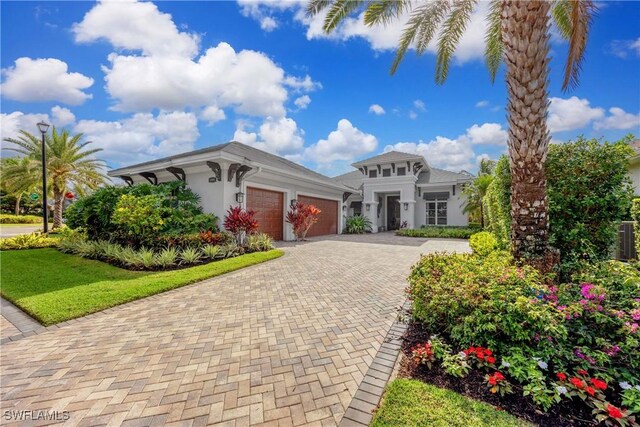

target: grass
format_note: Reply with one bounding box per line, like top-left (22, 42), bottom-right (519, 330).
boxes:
top-left (371, 379), bottom-right (533, 427)
top-left (396, 226), bottom-right (480, 239)
top-left (0, 248), bottom-right (284, 325)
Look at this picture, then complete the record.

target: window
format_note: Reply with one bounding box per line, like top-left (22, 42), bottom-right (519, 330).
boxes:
top-left (382, 168), bottom-right (391, 177)
top-left (397, 167), bottom-right (406, 176)
top-left (426, 200), bottom-right (447, 225)
top-left (369, 170), bottom-right (377, 178)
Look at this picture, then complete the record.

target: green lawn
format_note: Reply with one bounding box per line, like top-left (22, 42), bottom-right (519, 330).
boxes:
top-left (371, 379), bottom-right (533, 427)
top-left (1, 248), bottom-right (284, 325)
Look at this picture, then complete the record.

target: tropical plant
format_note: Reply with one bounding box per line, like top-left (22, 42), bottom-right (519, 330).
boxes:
top-left (137, 247), bottom-right (156, 269)
top-left (0, 233), bottom-right (58, 251)
top-left (223, 206), bottom-right (258, 244)
top-left (221, 242), bottom-right (244, 258)
top-left (0, 156), bottom-right (40, 215)
top-left (307, 0), bottom-right (597, 269)
top-left (201, 244), bottom-right (222, 259)
top-left (0, 214), bottom-right (44, 224)
top-left (344, 215), bottom-right (372, 234)
top-left (482, 156), bottom-right (511, 249)
top-left (285, 201), bottom-right (321, 241)
top-left (463, 173), bottom-right (493, 228)
top-left (469, 231), bottom-right (498, 256)
top-left (179, 247), bottom-right (202, 265)
top-left (632, 198), bottom-right (640, 258)
top-left (3, 127), bottom-right (107, 228)
top-left (154, 247), bottom-right (179, 268)
top-left (246, 233), bottom-right (274, 252)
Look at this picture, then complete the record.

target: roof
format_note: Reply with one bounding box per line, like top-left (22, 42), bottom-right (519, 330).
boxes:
top-left (332, 170), bottom-right (364, 191)
top-left (630, 139), bottom-right (640, 155)
top-left (416, 167), bottom-right (473, 184)
top-left (351, 151), bottom-right (426, 167)
top-left (109, 141), bottom-right (350, 191)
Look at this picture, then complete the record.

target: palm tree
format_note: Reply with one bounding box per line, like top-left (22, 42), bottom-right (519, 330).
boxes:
top-left (1, 156), bottom-right (40, 215)
top-left (307, 0), bottom-right (595, 266)
top-left (463, 172), bottom-right (493, 228)
top-left (4, 128), bottom-right (107, 228)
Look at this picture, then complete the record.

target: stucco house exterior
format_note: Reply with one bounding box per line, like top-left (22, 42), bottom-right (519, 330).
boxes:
top-left (108, 142), bottom-right (473, 240)
top-left (334, 151), bottom-right (473, 232)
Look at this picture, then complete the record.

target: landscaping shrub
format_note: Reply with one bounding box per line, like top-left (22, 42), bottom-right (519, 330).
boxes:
top-left (397, 226), bottom-right (478, 239)
top-left (246, 233), bottom-right (274, 252)
top-left (285, 201), bottom-right (321, 241)
top-left (0, 214), bottom-right (44, 224)
top-left (199, 230), bottom-right (233, 246)
top-left (223, 206), bottom-right (258, 245)
top-left (632, 198), bottom-right (640, 258)
top-left (0, 233), bottom-right (58, 250)
top-left (482, 155), bottom-right (511, 249)
top-left (469, 231), bottom-right (498, 256)
top-left (343, 215), bottom-right (372, 234)
top-left (546, 136), bottom-right (634, 272)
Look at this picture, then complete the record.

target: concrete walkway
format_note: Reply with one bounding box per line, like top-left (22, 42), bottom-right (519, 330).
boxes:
top-left (0, 298), bottom-right (44, 340)
top-left (0, 237), bottom-right (469, 426)
top-left (0, 225), bottom-right (43, 238)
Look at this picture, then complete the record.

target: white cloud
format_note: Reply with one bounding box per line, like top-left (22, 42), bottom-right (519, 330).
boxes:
top-left (1, 58), bottom-right (94, 105)
top-left (294, 95), bottom-right (311, 110)
top-left (413, 100), bottom-right (426, 112)
top-left (548, 96), bottom-right (605, 132)
top-left (475, 100), bottom-right (489, 108)
top-left (305, 119), bottom-right (377, 164)
top-left (1, 111), bottom-right (49, 144)
top-left (51, 106), bottom-right (76, 127)
top-left (200, 105), bottom-right (226, 125)
top-left (607, 38), bottom-right (640, 59)
top-left (594, 107), bottom-right (640, 131)
top-left (369, 104), bottom-right (385, 115)
top-left (73, 111), bottom-right (199, 166)
top-left (72, 0), bottom-right (199, 57)
top-left (409, 111), bottom-right (418, 120)
top-left (233, 117), bottom-right (304, 156)
top-left (283, 75), bottom-right (322, 93)
top-left (466, 123), bottom-right (507, 145)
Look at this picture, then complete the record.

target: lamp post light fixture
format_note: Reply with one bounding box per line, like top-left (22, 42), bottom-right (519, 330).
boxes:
top-left (403, 202), bottom-right (409, 211)
top-left (37, 121), bottom-right (50, 233)
top-left (290, 198), bottom-right (297, 207)
top-left (235, 191), bottom-right (245, 204)
top-left (365, 203), bottom-right (371, 212)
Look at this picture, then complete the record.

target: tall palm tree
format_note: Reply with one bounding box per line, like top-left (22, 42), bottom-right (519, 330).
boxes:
top-left (1, 156), bottom-right (40, 215)
top-left (4, 128), bottom-right (107, 228)
top-left (307, 0), bottom-right (595, 266)
top-left (463, 172), bottom-right (493, 227)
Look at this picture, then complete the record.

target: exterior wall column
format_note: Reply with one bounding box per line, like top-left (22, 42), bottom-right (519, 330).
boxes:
top-left (400, 200), bottom-right (416, 229)
top-left (364, 201), bottom-right (378, 233)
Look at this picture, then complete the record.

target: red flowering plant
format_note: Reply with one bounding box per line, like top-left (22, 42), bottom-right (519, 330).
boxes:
top-left (285, 202), bottom-right (321, 241)
top-left (592, 401), bottom-right (635, 426)
top-left (463, 346), bottom-right (497, 368)
top-left (485, 371), bottom-right (513, 396)
top-left (223, 206), bottom-right (258, 245)
top-left (199, 230), bottom-right (233, 246)
top-left (411, 342), bottom-right (436, 368)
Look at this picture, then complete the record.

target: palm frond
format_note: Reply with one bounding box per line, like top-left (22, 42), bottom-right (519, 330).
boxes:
top-left (306, 0), bottom-right (331, 17)
top-left (390, 0), bottom-right (451, 75)
top-left (560, 0), bottom-right (596, 91)
top-left (364, 0), bottom-right (411, 27)
top-left (435, 0), bottom-right (477, 84)
top-left (324, 0), bottom-right (363, 33)
top-left (484, 0), bottom-right (503, 83)
top-left (551, 0), bottom-right (572, 39)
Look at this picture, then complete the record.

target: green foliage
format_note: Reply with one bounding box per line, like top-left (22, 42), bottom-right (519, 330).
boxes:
top-left (246, 233), bottom-right (274, 252)
top-left (469, 231), bottom-right (498, 256)
top-left (0, 214), bottom-right (44, 224)
top-left (343, 215), bottom-right (372, 234)
top-left (546, 136), bottom-right (635, 270)
top-left (154, 247), bottom-right (178, 268)
top-left (0, 248), bottom-right (283, 325)
top-left (482, 155), bottom-right (511, 249)
top-left (462, 160), bottom-right (494, 226)
top-left (397, 226), bottom-right (480, 239)
top-left (632, 198), bottom-right (640, 257)
top-left (112, 194), bottom-right (165, 244)
top-left (179, 247), bottom-right (202, 265)
top-left (0, 233), bottom-right (58, 250)
top-left (201, 245), bottom-right (222, 260)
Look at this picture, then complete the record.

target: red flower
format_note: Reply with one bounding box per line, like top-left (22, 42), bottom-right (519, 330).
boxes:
top-left (577, 369), bottom-right (588, 376)
top-left (585, 387), bottom-right (595, 397)
top-left (486, 356), bottom-right (496, 364)
top-left (606, 404), bottom-right (623, 419)
top-left (494, 372), bottom-right (505, 381)
top-left (556, 372), bottom-right (567, 381)
top-left (590, 378), bottom-right (607, 391)
top-left (570, 377), bottom-right (585, 389)
top-left (489, 376), bottom-right (497, 385)
top-left (485, 349), bottom-right (493, 356)
top-left (477, 353), bottom-right (485, 360)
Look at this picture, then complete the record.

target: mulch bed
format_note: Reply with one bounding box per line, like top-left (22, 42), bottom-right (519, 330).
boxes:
top-left (399, 321), bottom-right (597, 426)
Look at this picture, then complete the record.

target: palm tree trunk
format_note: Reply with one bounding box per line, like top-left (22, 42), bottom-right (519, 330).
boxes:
top-left (14, 193), bottom-right (22, 216)
top-left (501, 0), bottom-right (559, 270)
top-left (53, 191), bottom-right (64, 229)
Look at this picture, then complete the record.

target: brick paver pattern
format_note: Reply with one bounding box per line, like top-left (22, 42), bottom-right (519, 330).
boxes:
top-left (0, 238), bottom-right (468, 426)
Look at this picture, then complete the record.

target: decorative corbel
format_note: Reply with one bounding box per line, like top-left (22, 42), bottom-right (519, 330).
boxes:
top-left (166, 167), bottom-right (186, 182)
top-left (235, 165), bottom-right (252, 187)
top-left (119, 176), bottom-right (134, 187)
top-left (227, 163), bottom-right (240, 182)
top-left (206, 161), bottom-right (222, 182)
top-left (140, 172), bottom-right (157, 185)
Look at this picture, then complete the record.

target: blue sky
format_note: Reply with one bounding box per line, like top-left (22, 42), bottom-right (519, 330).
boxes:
top-left (1, 0), bottom-right (639, 176)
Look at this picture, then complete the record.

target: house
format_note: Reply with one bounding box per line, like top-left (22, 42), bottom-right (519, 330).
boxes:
top-left (108, 141), bottom-right (352, 241)
top-left (628, 139), bottom-right (640, 196)
top-left (334, 151), bottom-right (473, 232)
top-left (108, 142), bottom-right (473, 240)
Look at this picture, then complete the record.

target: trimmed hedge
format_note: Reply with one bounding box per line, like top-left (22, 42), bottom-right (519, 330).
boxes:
top-left (0, 214), bottom-right (44, 224)
top-left (397, 226), bottom-right (480, 239)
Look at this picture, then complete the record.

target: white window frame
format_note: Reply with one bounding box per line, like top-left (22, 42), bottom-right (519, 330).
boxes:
top-left (425, 199), bottom-right (448, 226)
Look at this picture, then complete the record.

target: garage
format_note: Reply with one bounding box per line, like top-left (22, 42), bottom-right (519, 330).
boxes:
top-left (298, 195), bottom-right (338, 237)
top-left (247, 187), bottom-right (284, 240)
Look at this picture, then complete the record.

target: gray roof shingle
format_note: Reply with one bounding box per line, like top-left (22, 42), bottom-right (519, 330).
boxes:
top-left (351, 151), bottom-right (425, 167)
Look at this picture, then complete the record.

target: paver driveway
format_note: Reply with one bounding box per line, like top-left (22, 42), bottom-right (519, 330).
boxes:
top-left (0, 237), bottom-right (469, 426)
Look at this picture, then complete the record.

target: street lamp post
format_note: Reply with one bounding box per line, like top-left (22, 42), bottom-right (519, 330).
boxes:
top-left (37, 121), bottom-right (50, 233)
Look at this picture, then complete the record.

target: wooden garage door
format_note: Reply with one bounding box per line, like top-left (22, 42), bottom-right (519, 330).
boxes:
top-left (298, 195), bottom-right (338, 237)
top-left (247, 187), bottom-right (284, 240)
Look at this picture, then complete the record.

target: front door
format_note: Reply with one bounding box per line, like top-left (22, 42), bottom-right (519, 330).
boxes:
top-left (387, 196), bottom-right (401, 230)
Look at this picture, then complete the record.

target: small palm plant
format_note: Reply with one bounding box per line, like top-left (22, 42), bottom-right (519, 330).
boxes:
top-left (179, 247), bottom-right (202, 265)
top-left (154, 247), bottom-right (178, 268)
top-left (202, 244), bottom-right (222, 260)
top-left (344, 215), bottom-right (373, 234)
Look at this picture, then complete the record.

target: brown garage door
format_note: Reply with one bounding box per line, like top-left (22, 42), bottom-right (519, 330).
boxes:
top-left (247, 187), bottom-right (284, 240)
top-left (298, 195), bottom-right (338, 237)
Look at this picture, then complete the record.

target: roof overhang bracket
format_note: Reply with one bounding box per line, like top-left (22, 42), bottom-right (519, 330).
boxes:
top-left (413, 163), bottom-right (424, 175)
top-left (235, 165), bottom-right (252, 187)
top-left (228, 163), bottom-right (240, 183)
top-left (377, 164), bottom-right (381, 173)
top-left (140, 172), bottom-right (157, 185)
top-left (391, 163), bottom-right (396, 173)
top-left (119, 175), bottom-right (134, 187)
top-left (207, 161), bottom-right (222, 182)
top-left (342, 192), bottom-right (352, 203)
top-left (166, 167), bottom-right (186, 182)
